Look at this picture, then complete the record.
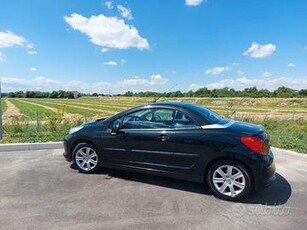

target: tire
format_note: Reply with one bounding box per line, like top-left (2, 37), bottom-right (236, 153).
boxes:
top-left (72, 142), bottom-right (102, 173)
top-left (207, 159), bottom-right (252, 201)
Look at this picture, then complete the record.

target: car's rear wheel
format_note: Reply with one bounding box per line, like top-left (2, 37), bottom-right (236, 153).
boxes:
top-left (73, 143), bottom-right (102, 173)
top-left (207, 160), bottom-right (252, 201)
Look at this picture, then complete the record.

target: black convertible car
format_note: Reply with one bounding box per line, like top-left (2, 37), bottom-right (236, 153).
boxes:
top-left (63, 102), bottom-right (275, 201)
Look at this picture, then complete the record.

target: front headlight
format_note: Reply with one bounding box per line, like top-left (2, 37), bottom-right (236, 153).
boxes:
top-left (69, 126), bottom-right (83, 134)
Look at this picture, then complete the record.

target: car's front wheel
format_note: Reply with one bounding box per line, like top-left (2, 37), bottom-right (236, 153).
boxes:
top-left (207, 160), bottom-right (252, 201)
top-left (73, 143), bottom-right (102, 173)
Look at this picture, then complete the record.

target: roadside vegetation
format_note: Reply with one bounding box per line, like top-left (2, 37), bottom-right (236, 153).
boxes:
top-left (0, 96), bottom-right (306, 153)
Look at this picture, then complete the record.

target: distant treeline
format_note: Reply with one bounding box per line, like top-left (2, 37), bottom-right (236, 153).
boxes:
top-left (2, 90), bottom-right (80, 99)
top-left (123, 87), bottom-right (307, 98)
top-left (2, 86), bottom-right (307, 98)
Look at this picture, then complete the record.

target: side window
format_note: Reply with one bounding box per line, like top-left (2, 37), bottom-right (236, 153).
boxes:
top-left (121, 108), bottom-right (176, 129)
top-left (173, 111), bottom-right (198, 128)
top-left (108, 109), bottom-right (198, 130)
top-left (122, 109), bottom-right (152, 129)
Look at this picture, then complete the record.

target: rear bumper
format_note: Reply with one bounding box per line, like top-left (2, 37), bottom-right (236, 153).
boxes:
top-left (253, 149), bottom-right (276, 190)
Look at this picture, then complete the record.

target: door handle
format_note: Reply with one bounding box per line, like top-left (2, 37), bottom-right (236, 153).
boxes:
top-left (158, 135), bottom-right (170, 142)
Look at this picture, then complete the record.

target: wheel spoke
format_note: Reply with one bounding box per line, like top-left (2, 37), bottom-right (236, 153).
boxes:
top-left (89, 153), bottom-right (97, 159)
top-left (213, 177), bottom-right (225, 183)
top-left (86, 148), bottom-right (91, 155)
top-left (87, 162), bottom-right (91, 170)
top-left (89, 159), bottom-right (97, 165)
top-left (216, 168), bottom-right (226, 179)
top-left (219, 182), bottom-right (228, 193)
top-left (227, 166), bottom-right (233, 177)
top-left (229, 185), bottom-right (236, 197)
top-left (78, 150), bottom-right (86, 157)
top-left (76, 156), bottom-right (84, 160)
top-left (80, 160), bottom-right (86, 168)
top-left (233, 181), bottom-right (245, 189)
top-left (233, 172), bottom-right (243, 180)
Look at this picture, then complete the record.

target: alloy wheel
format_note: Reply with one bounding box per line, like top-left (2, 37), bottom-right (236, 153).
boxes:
top-left (75, 147), bottom-right (98, 172)
top-left (212, 165), bottom-right (246, 197)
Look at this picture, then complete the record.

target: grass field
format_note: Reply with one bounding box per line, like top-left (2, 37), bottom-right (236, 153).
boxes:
top-left (1, 97), bottom-right (306, 153)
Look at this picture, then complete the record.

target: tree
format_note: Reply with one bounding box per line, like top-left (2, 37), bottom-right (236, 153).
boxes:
top-left (8, 92), bottom-right (16, 98)
top-left (298, 89), bottom-right (307, 97)
top-left (273, 87), bottom-right (298, 98)
top-left (49, 91), bottom-right (59, 98)
top-left (64, 91), bottom-right (74, 99)
top-left (25, 91), bottom-right (35, 98)
top-left (58, 90), bottom-right (65, 98)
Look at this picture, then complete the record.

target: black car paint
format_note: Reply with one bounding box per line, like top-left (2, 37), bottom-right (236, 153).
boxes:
top-left (63, 102), bottom-right (275, 189)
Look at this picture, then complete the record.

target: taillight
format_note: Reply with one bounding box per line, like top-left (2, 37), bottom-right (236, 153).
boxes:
top-left (241, 136), bottom-right (269, 155)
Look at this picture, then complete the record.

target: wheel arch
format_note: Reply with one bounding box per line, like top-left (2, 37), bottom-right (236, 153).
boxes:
top-left (70, 138), bottom-right (98, 159)
top-left (203, 156), bottom-right (255, 188)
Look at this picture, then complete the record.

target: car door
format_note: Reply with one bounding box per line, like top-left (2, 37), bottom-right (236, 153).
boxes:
top-left (118, 109), bottom-right (205, 175)
top-left (101, 108), bottom-right (166, 165)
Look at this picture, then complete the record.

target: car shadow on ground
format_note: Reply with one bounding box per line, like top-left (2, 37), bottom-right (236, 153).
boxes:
top-left (71, 164), bottom-right (291, 205)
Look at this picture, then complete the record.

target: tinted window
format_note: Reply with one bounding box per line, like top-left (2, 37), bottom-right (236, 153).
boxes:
top-left (189, 104), bottom-right (222, 124)
top-left (109, 108), bottom-right (199, 130)
top-left (119, 108), bottom-right (176, 130)
top-left (173, 111), bottom-right (197, 128)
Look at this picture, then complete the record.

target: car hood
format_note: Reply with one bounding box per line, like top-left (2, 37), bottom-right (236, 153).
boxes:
top-left (82, 117), bottom-right (108, 127)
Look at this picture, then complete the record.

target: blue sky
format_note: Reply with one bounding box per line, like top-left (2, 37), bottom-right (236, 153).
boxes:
top-left (0, 0), bottom-right (307, 93)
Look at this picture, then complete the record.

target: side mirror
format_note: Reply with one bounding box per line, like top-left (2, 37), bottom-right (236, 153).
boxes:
top-left (111, 123), bottom-right (121, 136)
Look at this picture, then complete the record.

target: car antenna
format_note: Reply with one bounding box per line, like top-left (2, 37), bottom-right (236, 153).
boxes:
top-left (152, 84), bottom-right (178, 103)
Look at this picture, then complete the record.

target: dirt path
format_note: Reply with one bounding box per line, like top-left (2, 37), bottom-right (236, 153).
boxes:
top-left (2, 99), bottom-right (24, 124)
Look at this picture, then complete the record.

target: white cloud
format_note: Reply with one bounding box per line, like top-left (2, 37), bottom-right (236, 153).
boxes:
top-left (31, 77), bottom-right (60, 86)
top-left (189, 83), bottom-right (204, 91)
top-left (29, 67), bottom-right (37, 72)
top-left (0, 52), bottom-right (6, 62)
top-left (103, 61), bottom-right (118, 66)
top-left (149, 74), bottom-right (168, 85)
top-left (232, 62), bottom-right (240, 67)
top-left (0, 31), bottom-right (37, 55)
top-left (1, 74), bottom-right (168, 93)
top-left (243, 42), bottom-right (276, 58)
top-left (101, 47), bottom-right (108, 53)
top-left (205, 66), bottom-right (232, 75)
top-left (104, 1), bottom-right (113, 9)
top-left (288, 63), bottom-right (295, 68)
top-left (117, 5), bottom-right (133, 20)
top-left (117, 74), bottom-right (168, 88)
top-left (204, 76), bottom-right (307, 91)
top-left (185, 0), bottom-right (204, 6)
top-left (262, 71), bottom-right (273, 78)
top-left (121, 59), bottom-right (125, 63)
top-left (0, 31), bottom-right (27, 48)
top-left (28, 50), bottom-right (38, 55)
top-left (64, 13), bottom-right (149, 50)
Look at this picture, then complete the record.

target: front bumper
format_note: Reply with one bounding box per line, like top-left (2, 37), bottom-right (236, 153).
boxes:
top-left (63, 135), bottom-right (73, 162)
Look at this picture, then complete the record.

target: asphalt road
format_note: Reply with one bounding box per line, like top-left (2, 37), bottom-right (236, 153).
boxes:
top-left (0, 147), bottom-right (306, 230)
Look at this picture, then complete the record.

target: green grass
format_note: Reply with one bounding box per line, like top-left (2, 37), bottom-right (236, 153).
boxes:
top-left (1, 99), bottom-right (7, 114)
top-left (9, 98), bottom-right (56, 120)
top-left (1, 120), bottom-right (82, 143)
